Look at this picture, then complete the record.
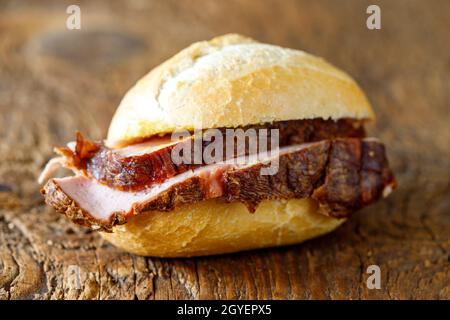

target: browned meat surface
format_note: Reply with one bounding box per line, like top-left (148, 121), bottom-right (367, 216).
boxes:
top-left (226, 138), bottom-right (395, 217)
top-left (41, 138), bottom-right (395, 231)
top-left (55, 119), bottom-right (365, 191)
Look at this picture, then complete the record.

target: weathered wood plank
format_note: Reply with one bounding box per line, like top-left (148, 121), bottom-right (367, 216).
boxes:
top-left (0, 0), bottom-right (448, 299)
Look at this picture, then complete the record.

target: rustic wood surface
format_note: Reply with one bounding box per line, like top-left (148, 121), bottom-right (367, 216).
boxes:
top-left (0, 0), bottom-right (448, 300)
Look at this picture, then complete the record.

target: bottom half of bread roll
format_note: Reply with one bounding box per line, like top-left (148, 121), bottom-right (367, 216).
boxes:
top-left (101, 198), bottom-right (345, 257)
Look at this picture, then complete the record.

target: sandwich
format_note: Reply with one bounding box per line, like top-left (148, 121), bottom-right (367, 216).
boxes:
top-left (39, 34), bottom-right (396, 257)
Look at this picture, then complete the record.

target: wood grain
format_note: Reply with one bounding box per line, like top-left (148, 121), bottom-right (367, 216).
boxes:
top-left (0, 0), bottom-right (449, 299)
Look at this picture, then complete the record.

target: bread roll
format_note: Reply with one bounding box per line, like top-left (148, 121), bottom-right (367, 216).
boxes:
top-left (101, 198), bottom-right (345, 257)
top-left (106, 34), bottom-right (374, 147)
top-left (99, 34), bottom-right (375, 256)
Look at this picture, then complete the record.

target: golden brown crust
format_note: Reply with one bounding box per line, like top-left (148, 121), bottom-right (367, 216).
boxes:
top-left (106, 34), bottom-right (374, 147)
top-left (101, 198), bottom-right (346, 257)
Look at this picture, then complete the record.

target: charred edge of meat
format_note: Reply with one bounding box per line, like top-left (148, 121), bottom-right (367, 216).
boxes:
top-left (224, 139), bottom-right (395, 218)
top-left (223, 141), bottom-right (331, 212)
top-left (55, 131), bottom-right (101, 170)
top-left (41, 175), bottom-right (212, 232)
top-left (311, 139), bottom-right (396, 218)
top-left (87, 139), bottom-right (200, 192)
top-left (73, 119), bottom-right (366, 191)
top-left (42, 138), bottom-right (395, 231)
top-left (136, 177), bottom-right (208, 213)
top-left (41, 181), bottom-right (127, 232)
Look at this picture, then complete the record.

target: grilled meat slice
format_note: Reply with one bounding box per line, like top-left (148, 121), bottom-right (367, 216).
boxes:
top-left (41, 138), bottom-right (395, 231)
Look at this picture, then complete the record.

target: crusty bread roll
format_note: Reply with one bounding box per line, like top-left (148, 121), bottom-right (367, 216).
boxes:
top-left (93, 34), bottom-right (378, 256)
top-left (106, 34), bottom-right (374, 148)
top-left (101, 198), bottom-right (345, 257)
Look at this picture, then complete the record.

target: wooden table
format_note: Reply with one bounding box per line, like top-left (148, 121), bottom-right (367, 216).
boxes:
top-left (0, 0), bottom-right (448, 299)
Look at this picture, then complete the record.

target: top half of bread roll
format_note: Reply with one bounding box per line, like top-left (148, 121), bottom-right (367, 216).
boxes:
top-left (106, 34), bottom-right (374, 148)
